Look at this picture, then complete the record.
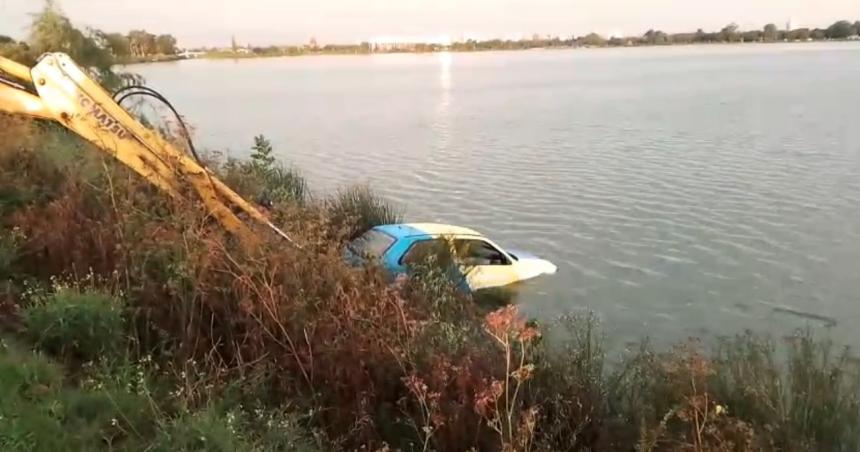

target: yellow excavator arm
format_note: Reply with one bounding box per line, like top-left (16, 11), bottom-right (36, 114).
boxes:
top-left (0, 53), bottom-right (295, 249)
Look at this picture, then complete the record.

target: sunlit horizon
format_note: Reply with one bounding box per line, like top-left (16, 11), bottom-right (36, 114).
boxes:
top-left (1, 0), bottom-right (859, 47)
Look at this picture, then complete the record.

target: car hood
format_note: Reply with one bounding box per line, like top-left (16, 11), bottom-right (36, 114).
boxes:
top-left (507, 249), bottom-right (558, 276)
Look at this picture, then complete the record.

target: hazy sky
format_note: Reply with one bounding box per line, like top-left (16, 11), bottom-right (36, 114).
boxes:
top-left (2, 0), bottom-right (858, 47)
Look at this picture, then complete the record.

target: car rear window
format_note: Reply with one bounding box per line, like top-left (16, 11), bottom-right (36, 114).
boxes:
top-left (349, 229), bottom-right (396, 259)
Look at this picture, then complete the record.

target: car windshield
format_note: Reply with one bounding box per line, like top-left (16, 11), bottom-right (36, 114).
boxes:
top-left (348, 229), bottom-right (396, 259)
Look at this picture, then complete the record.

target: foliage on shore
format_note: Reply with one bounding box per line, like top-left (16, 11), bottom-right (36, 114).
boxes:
top-left (199, 19), bottom-right (860, 60)
top-left (4, 2), bottom-right (858, 71)
top-left (0, 1), bottom-right (178, 84)
top-left (1, 116), bottom-right (859, 451)
top-left (3, 5), bottom-right (859, 451)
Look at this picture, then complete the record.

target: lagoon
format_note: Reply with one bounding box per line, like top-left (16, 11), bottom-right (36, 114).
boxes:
top-left (134, 42), bottom-right (860, 348)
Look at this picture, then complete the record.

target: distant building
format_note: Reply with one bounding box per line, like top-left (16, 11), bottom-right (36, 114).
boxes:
top-left (503, 33), bottom-right (526, 41)
top-left (368, 35), bottom-right (451, 52)
top-left (178, 50), bottom-right (204, 58)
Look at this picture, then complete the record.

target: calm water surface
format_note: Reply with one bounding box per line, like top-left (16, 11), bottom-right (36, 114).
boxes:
top-left (135, 43), bottom-right (860, 348)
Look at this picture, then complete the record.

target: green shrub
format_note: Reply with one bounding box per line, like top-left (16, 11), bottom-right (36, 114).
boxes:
top-left (250, 135), bottom-right (307, 204)
top-left (249, 135), bottom-right (277, 172)
top-left (606, 331), bottom-right (860, 451)
top-left (0, 339), bottom-right (64, 401)
top-left (23, 290), bottom-right (125, 362)
top-left (0, 339), bottom-right (159, 452)
top-left (56, 386), bottom-right (159, 450)
top-left (0, 231), bottom-right (20, 279)
top-left (261, 165), bottom-right (308, 205)
top-left (151, 408), bottom-right (242, 452)
top-left (0, 187), bottom-right (30, 218)
top-left (0, 340), bottom-right (65, 452)
top-left (150, 405), bottom-right (318, 452)
top-left (0, 122), bottom-right (61, 217)
top-left (248, 408), bottom-right (320, 452)
top-left (250, 135), bottom-right (308, 204)
top-left (529, 313), bottom-right (612, 451)
top-left (328, 185), bottom-right (403, 240)
top-left (711, 331), bottom-right (860, 451)
top-left (218, 136), bottom-right (307, 206)
top-left (7, 116), bottom-right (860, 450)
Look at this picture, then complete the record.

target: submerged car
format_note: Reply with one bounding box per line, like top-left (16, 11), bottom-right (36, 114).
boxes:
top-left (345, 223), bottom-right (557, 291)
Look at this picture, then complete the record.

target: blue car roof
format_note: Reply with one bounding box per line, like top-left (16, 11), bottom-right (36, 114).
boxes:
top-left (374, 223), bottom-right (483, 240)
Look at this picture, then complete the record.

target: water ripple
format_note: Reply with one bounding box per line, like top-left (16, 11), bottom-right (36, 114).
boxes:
top-left (134, 42), bottom-right (860, 348)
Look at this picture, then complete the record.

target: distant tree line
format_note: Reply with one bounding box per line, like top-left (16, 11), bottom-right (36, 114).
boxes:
top-left (456, 20), bottom-right (860, 50)
top-left (628, 20), bottom-right (860, 46)
top-left (205, 19), bottom-right (860, 59)
top-left (3, 2), bottom-right (858, 66)
top-left (200, 40), bottom-right (377, 58)
top-left (101, 31), bottom-right (178, 58)
top-left (0, 0), bottom-right (180, 72)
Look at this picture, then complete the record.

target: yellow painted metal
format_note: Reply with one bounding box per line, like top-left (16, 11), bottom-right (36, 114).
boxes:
top-left (0, 53), bottom-right (293, 249)
top-left (0, 55), bottom-right (33, 84)
top-left (0, 82), bottom-right (53, 120)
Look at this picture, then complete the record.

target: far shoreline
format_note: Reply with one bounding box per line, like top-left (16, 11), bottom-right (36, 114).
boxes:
top-left (120, 38), bottom-right (860, 66)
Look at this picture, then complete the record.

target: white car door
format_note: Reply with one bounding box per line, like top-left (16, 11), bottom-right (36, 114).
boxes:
top-left (454, 238), bottom-right (520, 290)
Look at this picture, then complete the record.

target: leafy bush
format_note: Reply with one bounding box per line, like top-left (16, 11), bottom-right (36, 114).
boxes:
top-left (151, 406), bottom-right (318, 452)
top-left (0, 232), bottom-right (20, 280)
top-left (529, 313), bottom-right (616, 451)
top-left (608, 331), bottom-right (860, 451)
top-left (711, 331), bottom-right (860, 451)
top-left (0, 339), bottom-right (64, 401)
top-left (327, 185), bottom-right (403, 240)
top-left (23, 290), bottom-right (124, 362)
top-left (250, 135), bottom-right (307, 204)
top-left (0, 339), bottom-right (158, 452)
top-left (3, 122), bottom-right (860, 451)
top-left (264, 166), bottom-right (307, 205)
top-left (249, 135), bottom-right (277, 172)
top-left (0, 118), bottom-right (64, 217)
top-left (0, 340), bottom-right (67, 452)
top-left (1, 338), bottom-right (318, 452)
top-left (221, 135), bottom-right (307, 205)
top-left (1, 2), bottom-right (134, 89)
top-left (151, 408), bottom-right (246, 452)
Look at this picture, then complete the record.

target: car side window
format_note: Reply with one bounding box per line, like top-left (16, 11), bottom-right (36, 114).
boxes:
top-left (400, 239), bottom-right (449, 266)
top-left (454, 239), bottom-right (511, 266)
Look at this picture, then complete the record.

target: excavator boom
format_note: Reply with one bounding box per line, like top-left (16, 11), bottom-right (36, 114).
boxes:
top-left (1, 53), bottom-right (294, 249)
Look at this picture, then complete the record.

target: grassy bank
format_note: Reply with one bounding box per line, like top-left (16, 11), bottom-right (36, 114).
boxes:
top-left (195, 38), bottom-right (860, 63)
top-left (116, 55), bottom-right (187, 65)
top-left (1, 116), bottom-right (860, 451)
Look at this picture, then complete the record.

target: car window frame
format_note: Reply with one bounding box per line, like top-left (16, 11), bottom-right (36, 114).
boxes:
top-left (348, 228), bottom-right (397, 260)
top-left (398, 237), bottom-right (450, 266)
top-left (398, 235), bottom-right (515, 267)
top-left (453, 238), bottom-right (513, 266)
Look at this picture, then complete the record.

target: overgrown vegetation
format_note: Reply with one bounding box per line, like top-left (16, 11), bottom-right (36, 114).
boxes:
top-left (221, 135), bottom-right (308, 206)
top-left (203, 19), bottom-right (860, 58)
top-left (4, 3), bottom-right (859, 449)
top-left (23, 290), bottom-right (124, 363)
top-left (0, 337), bottom-right (317, 451)
top-left (327, 185), bottom-right (404, 240)
top-left (0, 1), bottom-right (175, 86)
top-left (1, 115), bottom-right (859, 451)
top-left (4, 1), bottom-right (859, 72)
